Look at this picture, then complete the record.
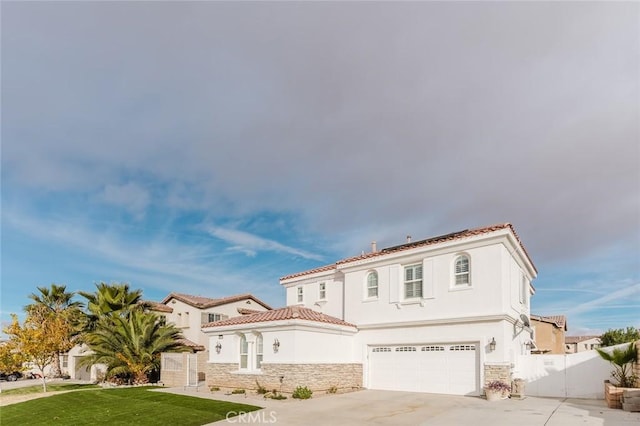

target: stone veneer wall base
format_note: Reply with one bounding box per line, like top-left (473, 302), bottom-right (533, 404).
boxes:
top-left (207, 363), bottom-right (363, 393)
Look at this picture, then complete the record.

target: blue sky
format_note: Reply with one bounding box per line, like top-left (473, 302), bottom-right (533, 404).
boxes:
top-left (1, 2), bottom-right (638, 336)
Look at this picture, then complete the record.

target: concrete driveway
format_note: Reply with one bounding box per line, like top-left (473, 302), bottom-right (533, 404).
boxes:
top-left (160, 387), bottom-right (640, 426)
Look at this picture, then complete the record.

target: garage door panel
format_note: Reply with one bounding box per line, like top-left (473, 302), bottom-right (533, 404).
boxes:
top-left (369, 343), bottom-right (478, 395)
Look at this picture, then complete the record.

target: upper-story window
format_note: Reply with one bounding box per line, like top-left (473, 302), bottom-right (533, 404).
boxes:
top-left (297, 287), bottom-right (304, 303)
top-left (208, 313), bottom-right (222, 323)
top-left (239, 335), bottom-right (248, 369)
top-left (454, 255), bottom-right (470, 286)
top-left (319, 282), bottom-right (326, 300)
top-left (367, 271), bottom-right (379, 298)
top-left (404, 264), bottom-right (423, 299)
top-left (256, 334), bottom-right (263, 369)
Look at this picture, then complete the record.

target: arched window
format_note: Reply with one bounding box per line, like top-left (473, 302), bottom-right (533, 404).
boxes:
top-left (255, 334), bottom-right (263, 369)
top-left (239, 335), bottom-right (248, 369)
top-left (454, 255), bottom-right (470, 285)
top-left (367, 271), bottom-right (379, 298)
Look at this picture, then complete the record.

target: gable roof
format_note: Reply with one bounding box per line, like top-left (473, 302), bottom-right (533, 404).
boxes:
top-left (161, 292), bottom-right (273, 310)
top-left (565, 335), bottom-right (601, 344)
top-left (202, 305), bottom-right (356, 329)
top-left (531, 314), bottom-right (567, 331)
top-left (143, 301), bottom-right (173, 313)
top-left (281, 223), bottom-right (536, 280)
top-left (176, 337), bottom-right (205, 352)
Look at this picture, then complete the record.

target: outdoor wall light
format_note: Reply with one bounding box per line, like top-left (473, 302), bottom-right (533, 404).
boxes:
top-left (489, 337), bottom-right (497, 352)
top-left (273, 338), bottom-right (280, 353)
top-left (215, 341), bottom-right (222, 354)
top-left (525, 341), bottom-right (533, 350)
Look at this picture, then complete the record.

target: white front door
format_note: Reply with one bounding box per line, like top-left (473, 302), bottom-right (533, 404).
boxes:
top-left (369, 343), bottom-right (479, 395)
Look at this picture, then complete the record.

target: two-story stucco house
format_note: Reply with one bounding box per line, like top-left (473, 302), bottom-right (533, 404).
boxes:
top-left (530, 314), bottom-right (567, 354)
top-left (155, 293), bottom-right (272, 386)
top-left (202, 223), bottom-right (537, 396)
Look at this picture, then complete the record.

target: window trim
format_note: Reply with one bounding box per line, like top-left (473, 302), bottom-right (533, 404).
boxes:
top-left (404, 264), bottom-right (423, 299)
top-left (255, 334), bottom-right (263, 370)
top-left (366, 271), bottom-right (379, 299)
top-left (453, 254), bottom-right (471, 287)
top-left (239, 335), bottom-right (248, 369)
top-left (319, 282), bottom-right (326, 300)
top-left (297, 286), bottom-right (304, 303)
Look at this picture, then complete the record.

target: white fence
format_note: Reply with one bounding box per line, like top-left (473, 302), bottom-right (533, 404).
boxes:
top-left (518, 344), bottom-right (627, 399)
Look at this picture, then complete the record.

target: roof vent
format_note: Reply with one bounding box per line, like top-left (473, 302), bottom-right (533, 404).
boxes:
top-left (406, 235), bottom-right (412, 243)
top-left (371, 241), bottom-right (377, 252)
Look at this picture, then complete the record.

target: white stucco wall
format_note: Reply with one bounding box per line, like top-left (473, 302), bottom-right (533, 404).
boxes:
top-left (516, 345), bottom-right (621, 399)
top-left (165, 298), bottom-right (270, 346)
top-left (284, 271), bottom-right (344, 320)
top-left (207, 323), bottom-right (358, 369)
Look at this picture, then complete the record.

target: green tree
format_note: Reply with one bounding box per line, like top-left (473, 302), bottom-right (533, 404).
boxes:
top-left (80, 310), bottom-right (185, 384)
top-left (79, 282), bottom-right (145, 331)
top-left (600, 327), bottom-right (640, 347)
top-left (25, 284), bottom-right (83, 377)
top-left (596, 342), bottom-right (638, 388)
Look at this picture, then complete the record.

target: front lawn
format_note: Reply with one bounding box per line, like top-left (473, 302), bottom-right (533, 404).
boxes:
top-left (0, 387), bottom-right (262, 425)
top-left (1, 383), bottom-right (99, 395)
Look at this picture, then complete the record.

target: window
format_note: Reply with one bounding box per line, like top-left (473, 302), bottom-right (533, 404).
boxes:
top-left (240, 335), bottom-right (248, 369)
top-left (367, 271), bottom-right (378, 298)
top-left (61, 355), bottom-right (68, 368)
top-left (256, 334), bottom-right (263, 369)
top-left (404, 264), bottom-right (423, 299)
top-left (319, 282), bottom-right (326, 300)
top-left (297, 287), bottom-right (303, 303)
top-left (208, 313), bottom-right (222, 323)
top-left (454, 255), bottom-right (470, 285)
top-left (158, 315), bottom-right (166, 326)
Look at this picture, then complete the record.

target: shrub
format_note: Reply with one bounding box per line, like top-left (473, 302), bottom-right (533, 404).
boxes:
top-left (231, 389), bottom-right (246, 394)
top-left (327, 385), bottom-right (338, 394)
top-left (210, 386), bottom-right (220, 392)
top-left (597, 343), bottom-right (639, 388)
top-left (292, 386), bottom-right (313, 399)
top-left (255, 380), bottom-right (268, 395)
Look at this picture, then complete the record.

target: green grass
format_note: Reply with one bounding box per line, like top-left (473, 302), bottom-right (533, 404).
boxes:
top-left (1, 383), bottom-right (100, 396)
top-left (0, 387), bottom-right (262, 426)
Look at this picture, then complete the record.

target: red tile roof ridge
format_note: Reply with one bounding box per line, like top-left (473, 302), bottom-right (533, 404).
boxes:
top-left (161, 292), bottom-right (273, 310)
top-left (281, 223), bottom-right (536, 281)
top-left (203, 305), bottom-right (356, 329)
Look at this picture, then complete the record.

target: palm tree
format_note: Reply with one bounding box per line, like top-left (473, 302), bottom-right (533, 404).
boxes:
top-left (25, 284), bottom-right (83, 377)
top-left (79, 282), bottom-right (146, 331)
top-left (596, 343), bottom-right (638, 388)
top-left (80, 310), bottom-right (186, 384)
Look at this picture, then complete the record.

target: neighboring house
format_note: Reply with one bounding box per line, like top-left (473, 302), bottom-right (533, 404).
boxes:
top-left (158, 293), bottom-right (272, 386)
top-left (203, 223), bottom-right (537, 396)
top-left (530, 315), bottom-right (567, 354)
top-left (565, 335), bottom-right (602, 353)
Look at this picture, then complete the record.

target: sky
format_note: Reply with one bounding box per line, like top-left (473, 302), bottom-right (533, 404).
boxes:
top-left (1, 2), bottom-right (638, 336)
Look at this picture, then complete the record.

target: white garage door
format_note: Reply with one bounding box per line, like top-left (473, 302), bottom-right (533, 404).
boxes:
top-left (369, 343), bottom-right (478, 395)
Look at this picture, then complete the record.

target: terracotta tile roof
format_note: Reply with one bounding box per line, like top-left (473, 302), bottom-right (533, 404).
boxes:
top-left (176, 338), bottom-right (205, 352)
top-left (565, 335), bottom-right (601, 344)
top-left (281, 223), bottom-right (536, 281)
top-left (143, 301), bottom-right (173, 313)
top-left (237, 308), bottom-right (263, 315)
top-left (202, 305), bottom-right (356, 329)
top-left (161, 292), bottom-right (273, 310)
top-left (531, 314), bottom-right (567, 331)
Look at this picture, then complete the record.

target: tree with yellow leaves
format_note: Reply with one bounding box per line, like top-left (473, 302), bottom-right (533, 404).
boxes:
top-left (4, 308), bottom-right (76, 392)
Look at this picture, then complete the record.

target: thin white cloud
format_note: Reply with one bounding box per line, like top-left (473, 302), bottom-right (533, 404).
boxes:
top-left (206, 226), bottom-right (324, 261)
top-left (564, 283), bottom-right (640, 316)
